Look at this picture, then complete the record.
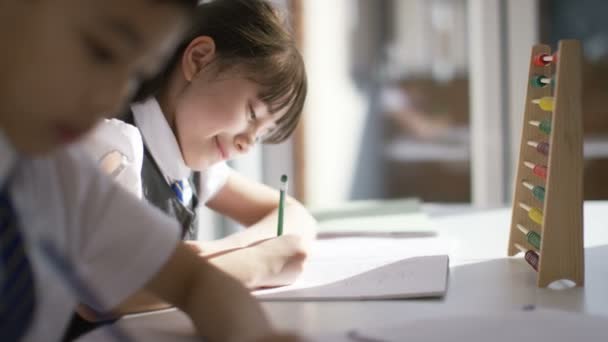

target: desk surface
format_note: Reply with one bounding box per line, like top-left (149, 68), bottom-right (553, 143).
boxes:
top-left (80, 201), bottom-right (608, 341)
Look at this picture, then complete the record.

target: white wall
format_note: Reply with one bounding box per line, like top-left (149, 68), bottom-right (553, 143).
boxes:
top-left (506, 0), bottom-right (539, 200)
top-left (301, 0), bottom-right (368, 207)
top-left (468, 0), bottom-right (539, 208)
top-left (468, 0), bottom-right (506, 207)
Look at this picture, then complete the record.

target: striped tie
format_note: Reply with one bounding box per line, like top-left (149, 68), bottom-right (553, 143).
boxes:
top-left (0, 186), bottom-right (36, 340)
top-left (171, 179), bottom-right (192, 205)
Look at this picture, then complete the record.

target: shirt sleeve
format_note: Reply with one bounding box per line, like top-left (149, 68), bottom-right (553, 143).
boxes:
top-left (198, 162), bottom-right (232, 203)
top-left (79, 119), bottom-right (144, 198)
top-left (61, 148), bottom-right (180, 311)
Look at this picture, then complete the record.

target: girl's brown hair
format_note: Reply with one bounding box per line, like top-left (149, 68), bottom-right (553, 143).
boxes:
top-left (135, 0), bottom-right (307, 144)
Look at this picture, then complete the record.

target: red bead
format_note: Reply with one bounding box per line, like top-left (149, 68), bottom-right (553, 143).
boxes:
top-left (533, 52), bottom-right (557, 67)
top-left (534, 165), bottom-right (548, 179)
top-left (533, 53), bottom-right (549, 66)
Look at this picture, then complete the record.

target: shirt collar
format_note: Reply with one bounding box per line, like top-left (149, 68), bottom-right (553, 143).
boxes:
top-left (0, 128), bottom-right (18, 187)
top-left (132, 98), bottom-right (191, 181)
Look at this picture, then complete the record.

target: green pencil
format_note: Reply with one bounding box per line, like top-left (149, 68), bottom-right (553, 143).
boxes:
top-left (277, 174), bottom-right (288, 236)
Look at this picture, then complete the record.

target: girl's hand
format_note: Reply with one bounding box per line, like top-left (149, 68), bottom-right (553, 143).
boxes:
top-left (183, 239), bottom-right (242, 258)
top-left (184, 235), bottom-right (310, 288)
top-left (248, 234), bottom-right (309, 288)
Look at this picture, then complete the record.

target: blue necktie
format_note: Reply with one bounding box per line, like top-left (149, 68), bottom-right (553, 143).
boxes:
top-left (0, 185), bottom-right (36, 340)
top-left (171, 179), bottom-right (192, 205)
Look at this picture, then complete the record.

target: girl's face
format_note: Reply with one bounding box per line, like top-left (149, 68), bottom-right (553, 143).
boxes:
top-left (174, 68), bottom-right (284, 171)
top-left (0, 0), bottom-right (187, 155)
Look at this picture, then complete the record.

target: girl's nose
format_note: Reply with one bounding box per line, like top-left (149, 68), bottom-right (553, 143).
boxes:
top-left (234, 120), bottom-right (269, 154)
top-left (234, 132), bottom-right (255, 154)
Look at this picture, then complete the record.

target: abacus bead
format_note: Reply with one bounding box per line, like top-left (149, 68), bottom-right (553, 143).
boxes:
top-left (529, 208), bottom-right (543, 225)
top-left (539, 120), bottom-right (552, 135)
top-left (534, 165), bottom-right (548, 179)
top-left (537, 142), bottom-right (550, 156)
top-left (525, 250), bottom-right (540, 271)
top-left (533, 186), bottom-right (545, 201)
top-left (538, 97), bottom-right (554, 111)
top-left (531, 75), bottom-right (546, 88)
top-left (533, 53), bottom-right (549, 67)
top-left (527, 231), bottom-right (542, 250)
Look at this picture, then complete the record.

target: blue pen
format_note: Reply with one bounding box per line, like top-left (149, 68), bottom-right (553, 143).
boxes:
top-left (38, 239), bottom-right (133, 342)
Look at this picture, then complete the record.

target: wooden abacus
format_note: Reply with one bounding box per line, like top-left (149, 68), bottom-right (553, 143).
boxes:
top-left (507, 40), bottom-right (584, 288)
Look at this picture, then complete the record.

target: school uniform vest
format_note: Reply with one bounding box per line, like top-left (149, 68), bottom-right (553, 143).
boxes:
top-left (123, 111), bottom-right (200, 240)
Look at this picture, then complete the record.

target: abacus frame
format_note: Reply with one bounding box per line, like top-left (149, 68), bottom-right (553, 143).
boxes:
top-left (507, 40), bottom-right (584, 288)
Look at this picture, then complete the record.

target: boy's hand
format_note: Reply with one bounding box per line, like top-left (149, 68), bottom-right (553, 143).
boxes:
top-left (144, 243), bottom-right (275, 342)
top-left (253, 333), bottom-right (308, 342)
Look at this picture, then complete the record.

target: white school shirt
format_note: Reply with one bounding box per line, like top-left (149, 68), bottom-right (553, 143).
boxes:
top-left (0, 130), bottom-right (180, 342)
top-left (80, 118), bottom-right (144, 198)
top-left (82, 98), bottom-right (231, 205)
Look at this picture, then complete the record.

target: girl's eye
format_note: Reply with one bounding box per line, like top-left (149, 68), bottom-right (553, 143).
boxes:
top-left (248, 104), bottom-right (257, 121)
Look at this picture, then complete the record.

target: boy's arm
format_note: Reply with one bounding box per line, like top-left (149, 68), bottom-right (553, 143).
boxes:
top-left (79, 233), bottom-right (307, 320)
top-left (204, 171), bottom-right (317, 252)
top-left (75, 234), bottom-right (305, 320)
top-left (143, 242), bottom-right (278, 342)
top-left (79, 118), bottom-right (144, 198)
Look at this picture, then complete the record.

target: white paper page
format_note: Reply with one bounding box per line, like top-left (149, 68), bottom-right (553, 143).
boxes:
top-left (255, 255), bottom-right (448, 300)
top-left (310, 236), bottom-right (456, 261)
top-left (254, 237), bottom-right (454, 301)
top-left (318, 310), bottom-right (608, 342)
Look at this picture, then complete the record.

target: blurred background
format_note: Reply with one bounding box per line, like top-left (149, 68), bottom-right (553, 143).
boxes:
top-left (203, 0), bottom-right (608, 238)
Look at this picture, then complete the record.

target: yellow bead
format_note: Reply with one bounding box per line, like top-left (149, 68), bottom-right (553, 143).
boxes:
top-left (534, 97), bottom-right (554, 112)
top-left (529, 208), bottom-right (544, 225)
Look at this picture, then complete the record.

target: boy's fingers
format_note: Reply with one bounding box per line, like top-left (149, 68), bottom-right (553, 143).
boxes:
top-left (253, 333), bottom-right (309, 342)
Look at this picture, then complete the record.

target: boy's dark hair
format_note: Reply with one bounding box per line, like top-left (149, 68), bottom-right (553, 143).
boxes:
top-left (160, 0), bottom-right (199, 8)
top-left (136, 0), bottom-right (307, 144)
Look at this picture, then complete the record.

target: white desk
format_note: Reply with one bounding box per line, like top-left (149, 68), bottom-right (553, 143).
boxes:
top-left (81, 202), bottom-right (608, 341)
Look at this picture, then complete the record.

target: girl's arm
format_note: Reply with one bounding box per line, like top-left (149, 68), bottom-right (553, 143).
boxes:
top-left (203, 171), bottom-right (317, 253)
top-left (179, 171), bottom-right (318, 289)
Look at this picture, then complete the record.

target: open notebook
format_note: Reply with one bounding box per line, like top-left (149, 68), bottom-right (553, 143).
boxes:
top-left (254, 254), bottom-right (449, 301)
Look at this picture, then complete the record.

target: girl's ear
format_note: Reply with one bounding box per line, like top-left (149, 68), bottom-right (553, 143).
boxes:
top-left (181, 36), bottom-right (216, 82)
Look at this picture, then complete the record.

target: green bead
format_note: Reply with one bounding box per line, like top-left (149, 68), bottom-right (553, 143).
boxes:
top-left (530, 75), bottom-right (554, 88)
top-left (533, 186), bottom-right (545, 202)
top-left (530, 75), bottom-right (545, 88)
top-left (539, 119), bottom-right (552, 135)
top-left (527, 231), bottom-right (542, 250)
